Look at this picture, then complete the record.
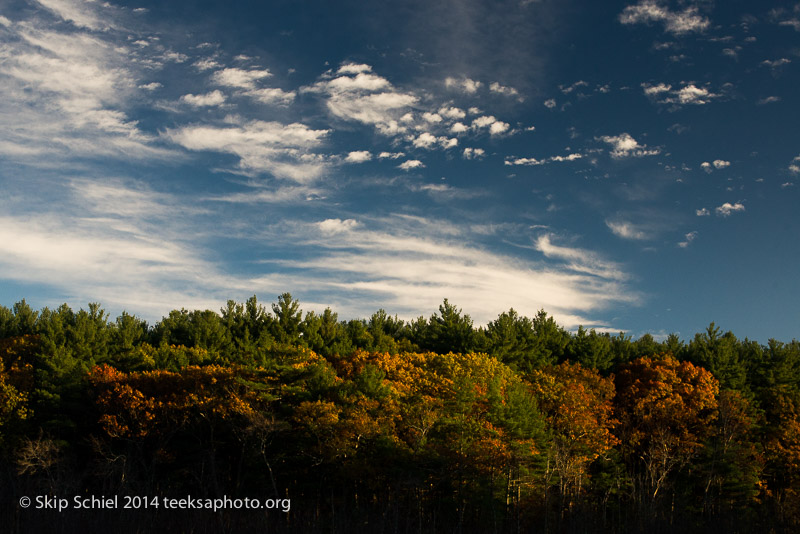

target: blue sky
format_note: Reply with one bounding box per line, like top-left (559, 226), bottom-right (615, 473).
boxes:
top-left (0, 0), bottom-right (798, 342)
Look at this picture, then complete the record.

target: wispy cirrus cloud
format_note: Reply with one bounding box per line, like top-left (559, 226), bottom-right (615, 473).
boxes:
top-left (34, 0), bottom-right (111, 31)
top-left (0, 11), bottom-right (176, 164)
top-left (534, 234), bottom-right (629, 281)
top-left (165, 117), bottom-right (330, 182)
top-left (0, 177), bottom-right (270, 319)
top-left (606, 220), bottom-right (651, 240)
top-left (269, 219), bottom-right (637, 328)
top-left (757, 96), bottom-right (781, 105)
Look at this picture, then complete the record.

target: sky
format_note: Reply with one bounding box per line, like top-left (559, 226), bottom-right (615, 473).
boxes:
top-left (0, 0), bottom-right (798, 342)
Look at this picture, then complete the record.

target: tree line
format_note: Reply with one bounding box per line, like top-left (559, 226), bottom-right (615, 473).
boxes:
top-left (1, 294), bottom-right (799, 533)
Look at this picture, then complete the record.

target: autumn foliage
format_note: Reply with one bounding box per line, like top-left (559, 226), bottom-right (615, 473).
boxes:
top-left (1, 297), bottom-right (798, 533)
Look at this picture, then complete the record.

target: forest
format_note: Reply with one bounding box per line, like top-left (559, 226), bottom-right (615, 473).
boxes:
top-left (1, 294), bottom-right (799, 533)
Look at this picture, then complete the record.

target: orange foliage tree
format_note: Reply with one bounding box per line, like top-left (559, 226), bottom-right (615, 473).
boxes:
top-left (88, 364), bottom-right (262, 439)
top-left (0, 336), bottom-right (37, 448)
top-left (528, 362), bottom-right (618, 502)
top-left (615, 354), bottom-right (719, 501)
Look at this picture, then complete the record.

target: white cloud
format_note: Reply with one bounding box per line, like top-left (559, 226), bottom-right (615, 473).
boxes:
top-left (489, 121), bottom-right (510, 136)
top-left (761, 58), bottom-right (791, 68)
top-left (550, 153), bottom-right (583, 162)
top-left (676, 84), bottom-right (717, 105)
top-left (781, 182), bottom-right (795, 188)
top-left (450, 122), bottom-right (469, 134)
top-left (489, 82), bottom-right (520, 97)
top-left (505, 153), bottom-right (582, 166)
top-left (0, 15), bottom-right (12, 27)
top-left (472, 115), bottom-right (511, 136)
top-left (326, 72), bottom-right (391, 92)
top-left (207, 185), bottom-right (326, 204)
top-left (398, 160), bottom-right (425, 170)
top-left (598, 133), bottom-right (660, 158)
top-left (139, 82), bottom-right (162, 91)
top-left (619, 0), bottom-right (710, 35)
top-left (303, 65), bottom-right (417, 137)
top-left (439, 106), bottom-right (466, 120)
top-left (345, 150), bottom-right (372, 163)
top-left (378, 151), bottom-right (405, 159)
top-left (643, 83), bottom-right (721, 106)
top-left (722, 48), bottom-right (739, 59)
top-left (715, 202), bottom-right (745, 217)
top-left (180, 90), bottom-right (226, 107)
top-left (445, 77), bottom-right (482, 94)
top-left (246, 87), bottom-right (296, 105)
top-left (422, 112), bottom-right (443, 123)
top-left (318, 218), bottom-right (360, 234)
top-left (560, 80), bottom-right (588, 94)
top-left (696, 208), bottom-right (710, 216)
top-left (193, 58), bottom-right (222, 71)
top-left (166, 118), bottom-right (330, 182)
top-left (161, 51), bottom-right (189, 63)
top-left (678, 231), bottom-right (698, 248)
top-left (463, 147), bottom-right (485, 159)
top-left (336, 63), bottom-right (372, 75)
top-left (408, 183), bottom-right (482, 201)
top-left (606, 220), bottom-right (650, 240)
top-left (642, 83), bottom-right (671, 95)
top-left (701, 159), bottom-right (731, 172)
top-left (544, 98), bottom-right (557, 109)
top-left (757, 96), bottom-right (781, 105)
top-left (412, 132), bottom-right (439, 149)
top-left (472, 116), bottom-right (495, 129)
top-left (212, 68), bottom-right (272, 89)
top-left (441, 137), bottom-right (458, 149)
top-left (505, 157), bottom-right (544, 166)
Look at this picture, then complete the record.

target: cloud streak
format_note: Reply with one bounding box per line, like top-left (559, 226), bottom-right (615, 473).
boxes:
top-left (273, 220), bottom-right (638, 328)
top-left (165, 118), bottom-right (330, 182)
